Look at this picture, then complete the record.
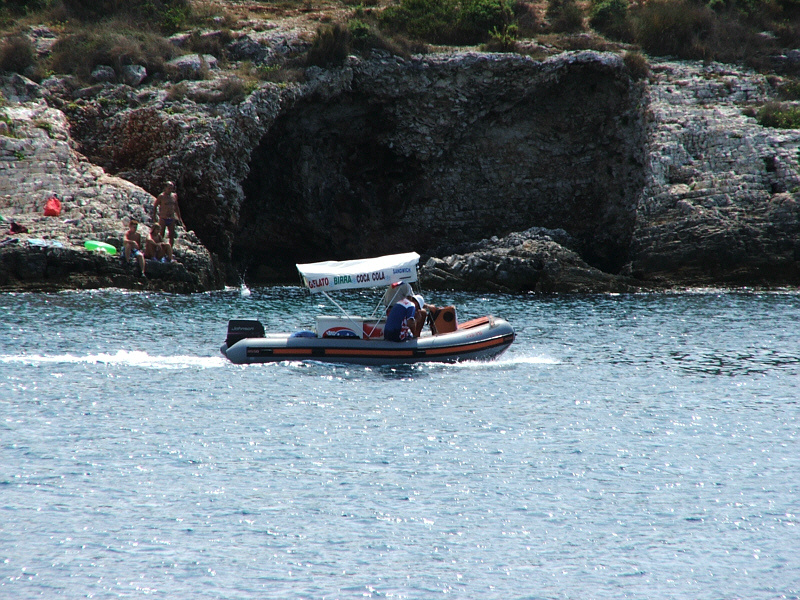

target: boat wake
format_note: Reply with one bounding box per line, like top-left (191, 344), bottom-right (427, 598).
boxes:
top-left (444, 354), bottom-right (560, 369)
top-left (0, 350), bottom-right (227, 370)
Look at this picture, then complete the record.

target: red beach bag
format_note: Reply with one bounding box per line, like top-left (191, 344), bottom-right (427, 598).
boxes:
top-left (44, 195), bottom-right (61, 217)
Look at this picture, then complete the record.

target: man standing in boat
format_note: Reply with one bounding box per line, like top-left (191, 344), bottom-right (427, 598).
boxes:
top-left (152, 181), bottom-right (184, 248)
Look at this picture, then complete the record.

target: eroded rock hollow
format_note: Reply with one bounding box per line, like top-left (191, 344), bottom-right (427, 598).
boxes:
top-left (235, 53), bottom-right (646, 282)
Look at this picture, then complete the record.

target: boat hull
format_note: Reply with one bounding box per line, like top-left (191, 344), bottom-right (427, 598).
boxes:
top-left (221, 317), bottom-right (515, 366)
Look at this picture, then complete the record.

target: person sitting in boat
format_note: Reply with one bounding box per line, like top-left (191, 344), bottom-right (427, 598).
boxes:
top-left (409, 294), bottom-right (429, 336)
top-left (382, 281), bottom-right (412, 309)
top-left (123, 218), bottom-right (146, 276)
top-left (144, 223), bottom-right (173, 263)
top-left (384, 293), bottom-right (427, 342)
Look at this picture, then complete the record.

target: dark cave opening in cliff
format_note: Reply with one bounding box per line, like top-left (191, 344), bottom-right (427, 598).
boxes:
top-left (235, 95), bottom-right (429, 283)
top-left (234, 70), bottom-right (646, 285)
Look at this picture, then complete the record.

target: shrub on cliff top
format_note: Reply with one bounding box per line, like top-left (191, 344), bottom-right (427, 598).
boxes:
top-left (630, 0), bottom-right (773, 62)
top-left (546, 0), bottom-right (585, 33)
top-left (589, 0), bottom-right (633, 42)
top-left (62, 0), bottom-right (190, 33)
top-left (757, 102), bottom-right (800, 129)
top-left (379, 0), bottom-right (514, 45)
top-left (623, 50), bottom-right (649, 80)
top-left (49, 23), bottom-right (178, 80)
top-left (0, 34), bottom-right (36, 74)
top-left (483, 24), bottom-right (519, 52)
top-left (460, 0), bottom-right (515, 41)
top-left (630, 0), bottom-right (716, 59)
top-left (306, 23), bottom-right (351, 67)
top-left (346, 18), bottom-right (427, 57)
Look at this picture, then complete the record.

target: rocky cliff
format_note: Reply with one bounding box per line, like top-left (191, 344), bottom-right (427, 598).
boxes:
top-left (629, 61), bottom-right (800, 287)
top-left (0, 76), bottom-right (221, 292)
top-left (2, 47), bottom-right (799, 293)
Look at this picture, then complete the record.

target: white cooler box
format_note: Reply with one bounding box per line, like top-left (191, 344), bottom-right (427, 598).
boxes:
top-left (316, 316), bottom-right (385, 339)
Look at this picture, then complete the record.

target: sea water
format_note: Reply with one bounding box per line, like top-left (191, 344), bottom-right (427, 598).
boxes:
top-left (1, 288), bottom-right (798, 599)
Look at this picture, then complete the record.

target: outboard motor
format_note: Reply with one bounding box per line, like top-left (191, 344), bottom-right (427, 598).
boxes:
top-left (225, 319), bottom-right (265, 348)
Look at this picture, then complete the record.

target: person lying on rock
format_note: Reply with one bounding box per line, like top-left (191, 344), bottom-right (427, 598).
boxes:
top-left (384, 293), bottom-right (427, 342)
top-left (152, 181), bottom-right (184, 247)
top-left (144, 223), bottom-right (173, 263)
top-left (123, 219), bottom-right (146, 276)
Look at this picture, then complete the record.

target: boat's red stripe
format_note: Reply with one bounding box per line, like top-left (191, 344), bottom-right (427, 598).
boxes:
top-left (280, 333), bottom-right (514, 359)
top-left (423, 334), bottom-right (512, 356)
top-left (272, 348), bottom-right (314, 356)
top-left (328, 348), bottom-right (415, 357)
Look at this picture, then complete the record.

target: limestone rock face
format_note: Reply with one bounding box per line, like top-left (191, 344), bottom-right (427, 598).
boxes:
top-left (90, 66), bottom-right (116, 84)
top-left (166, 54), bottom-right (218, 80)
top-left (0, 89), bottom-right (222, 292)
top-left (4, 49), bottom-right (800, 293)
top-left (629, 62), bottom-right (800, 286)
top-left (121, 65), bottom-right (147, 87)
top-left (226, 35), bottom-right (268, 63)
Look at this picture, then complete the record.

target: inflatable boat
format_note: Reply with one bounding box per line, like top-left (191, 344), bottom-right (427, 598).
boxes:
top-left (220, 252), bottom-right (515, 366)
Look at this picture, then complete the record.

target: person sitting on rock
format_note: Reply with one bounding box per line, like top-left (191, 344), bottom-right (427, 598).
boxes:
top-left (384, 293), bottom-right (427, 342)
top-left (123, 218), bottom-right (146, 276)
top-left (144, 223), bottom-right (173, 263)
top-left (152, 181), bottom-right (184, 247)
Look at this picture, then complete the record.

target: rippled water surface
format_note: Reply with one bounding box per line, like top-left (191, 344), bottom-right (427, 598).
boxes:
top-left (1, 288), bottom-right (798, 599)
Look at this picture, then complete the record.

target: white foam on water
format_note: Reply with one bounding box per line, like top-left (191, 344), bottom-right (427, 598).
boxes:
top-left (444, 354), bottom-right (560, 369)
top-left (392, 353), bottom-right (561, 372)
top-left (0, 350), bottom-right (227, 370)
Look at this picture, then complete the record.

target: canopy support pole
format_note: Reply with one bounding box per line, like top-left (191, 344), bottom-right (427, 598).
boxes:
top-left (322, 290), bottom-right (386, 339)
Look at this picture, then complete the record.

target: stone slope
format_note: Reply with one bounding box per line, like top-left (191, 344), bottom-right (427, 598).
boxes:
top-left (0, 79), bottom-right (221, 292)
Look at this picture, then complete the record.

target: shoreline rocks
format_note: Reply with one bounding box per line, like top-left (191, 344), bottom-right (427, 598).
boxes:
top-left (0, 88), bottom-right (223, 292)
top-left (2, 48), bottom-right (799, 294)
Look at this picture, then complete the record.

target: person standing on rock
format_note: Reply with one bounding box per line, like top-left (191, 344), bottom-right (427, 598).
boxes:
top-left (123, 219), bottom-right (146, 277)
top-left (152, 181), bottom-right (184, 248)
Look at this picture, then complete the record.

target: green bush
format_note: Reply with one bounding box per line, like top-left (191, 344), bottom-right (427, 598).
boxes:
top-left (306, 23), bottom-right (352, 67)
top-left (590, 0), bottom-right (633, 41)
top-left (379, 0), bottom-right (514, 45)
top-left (484, 24), bottom-right (518, 51)
top-left (546, 0), bottom-right (584, 33)
top-left (0, 0), bottom-right (51, 17)
top-left (757, 102), bottom-right (800, 129)
top-left (0, 34), bottom-right (36, 74)
top-left (380, 0), bottom-right (459, 44)
top-left (623, 50), bottom-right (649, 80)
top-left (460, 0), bottom-right (514, 41)
top-left (778, 79), bottom-right (800, 100)
top-left (512, 0), bottom-right (541, 36)
top-left (49, 24), bottom-right (178, 80)
top-left (186, 29), bottom-right (234, 59)
top-left (62, 0), bottom-right (191, 33)
top-left (631, 0), bottom-right (716, 59)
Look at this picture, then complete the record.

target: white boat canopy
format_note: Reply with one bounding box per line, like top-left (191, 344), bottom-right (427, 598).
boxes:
top-left (297, 252), bottom-right (419, 294)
